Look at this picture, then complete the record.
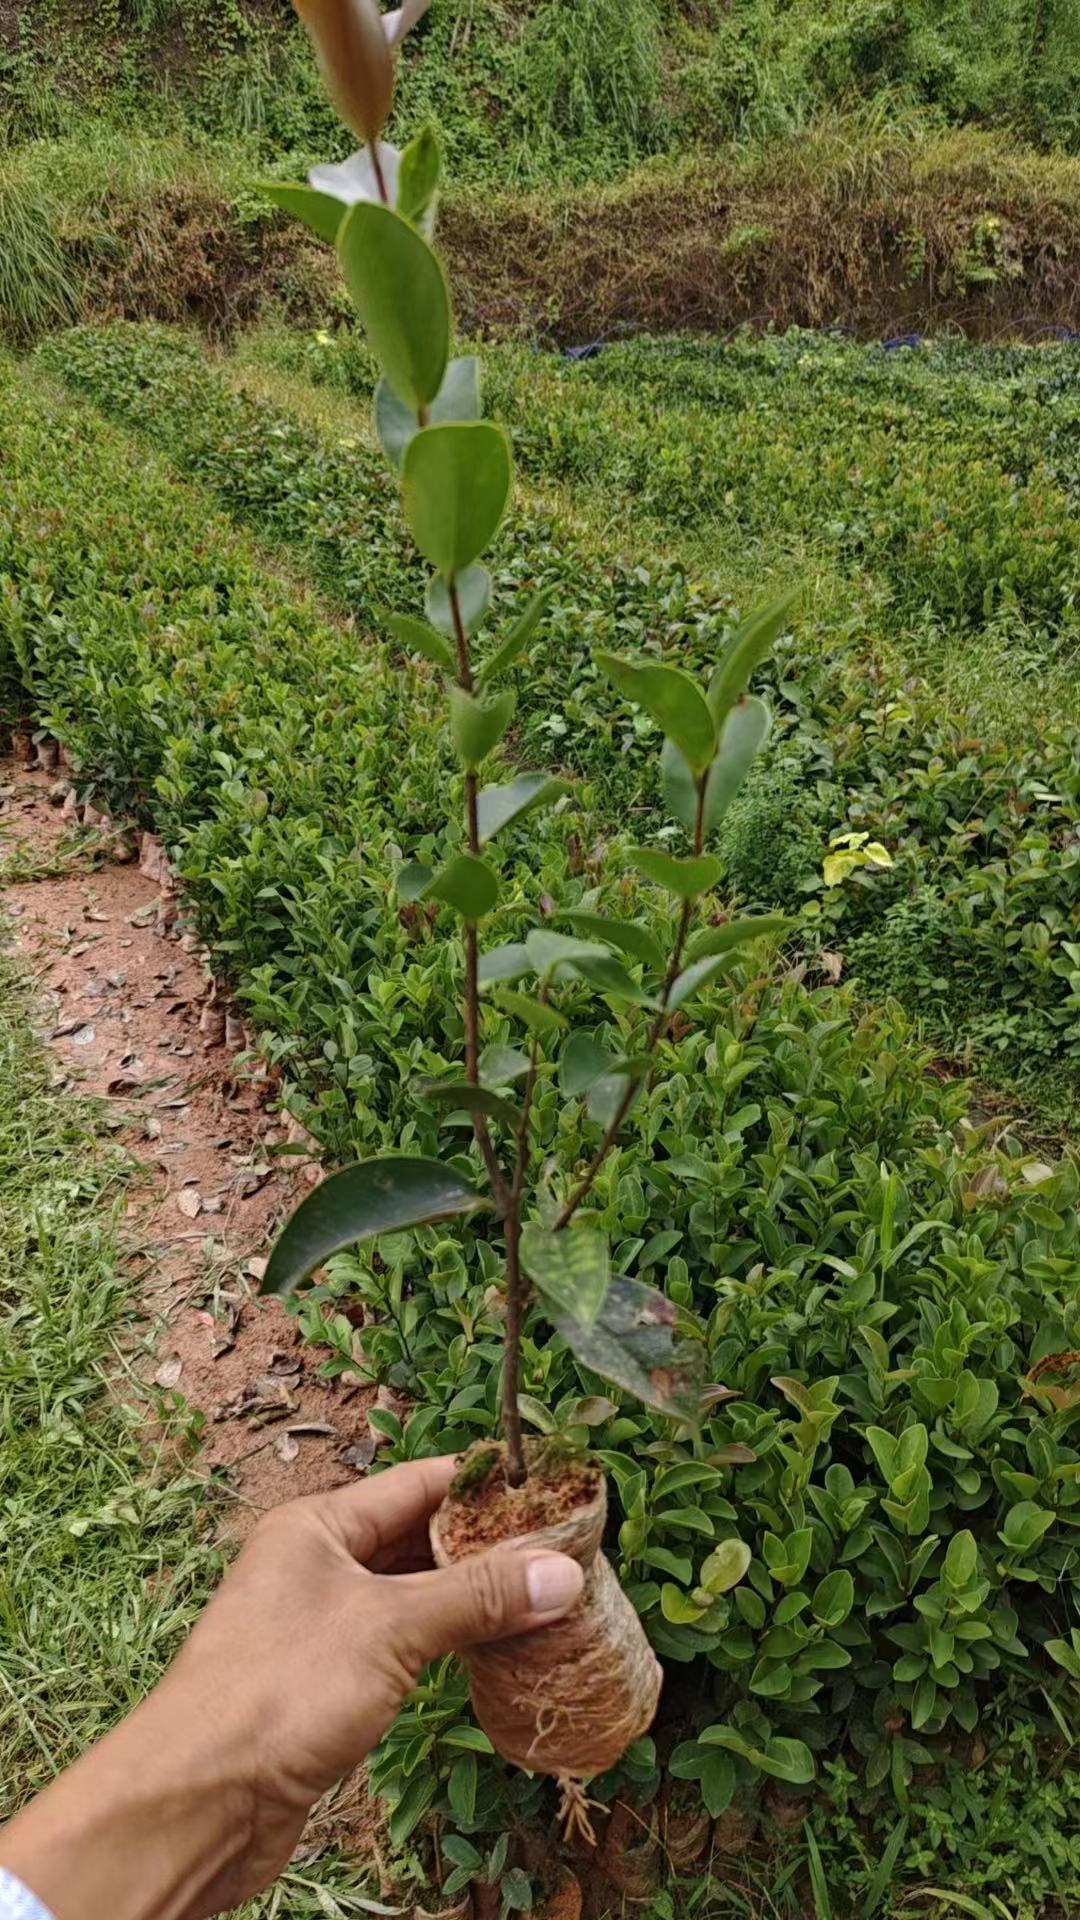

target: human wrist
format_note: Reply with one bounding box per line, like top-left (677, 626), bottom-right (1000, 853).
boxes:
top-left (0, 1681), bottom-right (255, 1920)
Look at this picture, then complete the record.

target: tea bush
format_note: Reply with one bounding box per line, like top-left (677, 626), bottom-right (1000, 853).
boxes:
top-left (5, 356), bottom-right (1080, 1902)
top-left (39, 322), bottom-right (1080, 1106)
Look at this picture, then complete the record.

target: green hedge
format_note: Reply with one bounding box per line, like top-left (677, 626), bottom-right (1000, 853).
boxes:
top-left (5, 361), bottom-right (1080, 1905)
top-left (40, 322), bottom-right (1080, 1102)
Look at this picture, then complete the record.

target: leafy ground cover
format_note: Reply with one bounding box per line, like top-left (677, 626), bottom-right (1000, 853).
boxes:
top-left (5, 347), bottom-right (1080, 1912)
top-left (37, 319), bottom-right (1080, 1118)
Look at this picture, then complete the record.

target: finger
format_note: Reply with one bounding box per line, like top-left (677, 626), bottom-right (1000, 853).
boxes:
top-left (385, 1548), bottom-right (584, 1668)
top-left (312, 1454), bottom-right (458, 1564)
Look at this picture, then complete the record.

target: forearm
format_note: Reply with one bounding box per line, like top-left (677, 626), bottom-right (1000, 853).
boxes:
top-left (0, 1681), bottom-right (253, 1920)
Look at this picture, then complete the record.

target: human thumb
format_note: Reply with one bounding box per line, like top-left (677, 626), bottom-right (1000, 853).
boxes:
top-left (389, 1549), bottom-right (584, 1666)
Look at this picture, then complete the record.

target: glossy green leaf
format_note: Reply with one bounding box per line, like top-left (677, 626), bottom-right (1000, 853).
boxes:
top-left (521, 1224), bottom-right (610, 1327)
top-left (426, 561), bottom-right (490, 636)
top-left (667, 953), bottom-right (737, 1010)
top-left (479, 1044), bottom-right (532, 1085)
top-left (699, 1749), bottom-right (737, 1817)
top-left (449, 687), bottom-right (515, 767)
top-left (397, 859), bottom-right (433, 901)
top-left (707, 590), bottom-right (799, 725)
top-left (376, 355), bottom-right (480, 472)
top-left (525, 929), bottom-right (611, 979)
top-left (396, 123), bottom-right (441, 233)
top-left (427, 852), bottom-right (499, 920)
top-left (560, 1031), bottom-right (616, 1097)
top-left (660, 734), bottom-right (703, 835)
top-left (570, 951), bottom-right (658, 1005)
top-left (403, 422), bottom-right (512, 576)
top-left (704, 695), bottom-right (772, 829)
top-left (596, 653), bottom-right (716, 772)
top-left (413, 1078), bottom-right (520, 1129)
top-left (477, 773), bottom-right (569, 843)
top-left (549, 1274), bottom-right (703, 1421)
top-left (685, 915), bottom-right (791, 964)
top-left (630, 847), bottom-right (723, 899)
top-left (258, 181), bottom-right (346, 244)
top-left (700, 1538), bottom-right (752, 1594)
top-left (447, 1751), bottom-right (477, 1825)
top-left (262, 1156), bottom-right (485, 1296)
top-left (338, 201), bottom-right (450, 410)
top-left (477, 942), bottom-right (532, 984)
top-left (812, 1568), bottom-right (854, 1627)
top-left (475, 587), bottom-right (554, 689)
top-left (562, 910), bottom-right (665, 971)
top-left (495, 990), bottom-right (568, 1034)
top-left (754, 1736), bottom-right (815, 1786)
top-left (385, 611), bottom-right (456, 675)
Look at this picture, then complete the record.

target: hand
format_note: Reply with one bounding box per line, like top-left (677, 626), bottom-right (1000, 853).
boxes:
top-left (0, 1456), bottom-right (584, 1920)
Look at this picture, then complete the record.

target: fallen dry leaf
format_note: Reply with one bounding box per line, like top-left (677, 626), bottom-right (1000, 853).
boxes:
top-left (273, 1432), bottom-right (300, 1466)
top-left (176, 1188), bottom-right (202, 1219)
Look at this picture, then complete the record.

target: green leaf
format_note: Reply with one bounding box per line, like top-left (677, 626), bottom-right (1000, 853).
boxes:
top-left (397, 859), bottom-right (433, 901)
top-left (1000, 1500), bottom-right (1055, 1552)
top-left (338, 201), bottom-right (450, 411)
top-left (755, 1736), bottom-right (815, 1786)
top-left (403, 422), bottom-right (512, 576)
top-left (526, 929), bottom-right (611, 979)
top-left (427, 852), bottom-right (499, 920)
top-left (660, 734), bottom-right (702, 835)
top-left (396, 123), bottom-right (441, 233)
top-left (388, 1770), bottom-right (437, 1848)
top-left (944, 1530), bottom-right (978, 1589)
top-left (479, 1044), bottom-right (532, 1085)
top-left (449, 686), bottom-right (515, 768)
top-left (667, 953), bottom-right (736, 1010)
top-left (699, 1749), bottom-right (737, 1817)
top-left (385, 611), bottom-right (456, 675)
top-left (911, 1675), bottom-right (937, 1730)
top-left (812, 1569), bottom-right (854, 1627)
top-left (447, 1751), bottom-right (477, 1825)
top-left (560, 1031), bottom-right (615, 1097)
top-left (630, 847), bottom-right (723, 899)
top-left (661, 1583), bottom-right (708, 1624)
top-left (495, 989), bottom-right (568, 1034)
top-left (704, 695), bottom-right (772, 830)
top-left (550, 1274), bottom-right (703, 1421)
top-left (262, 1156), bottom-right (485, 1297)
top-left (477, 773), bottom-right (569, 843)
top-left (426, 562), bottom-right (490, 636)
top-left (375, 355), bottom-right (480, 471)
top-left (477, 942), bottom-right (532, 985)
top-left (413, 1079), bottom-right (520, 1129)
top-left (521, 1224), bottom-right (610, 1327)
top-left (685, 915), bottom-right (791, 964)
top-left (707, 590), bottom-right (799, 725)
top-left (475, 587), bottom-right (554, 689)
top-left (440, 1724), bottom-right (495, 1753)
top-left (259, 181), bottom-right (345, 244)
top-left (570, 952), bottom-right (657, 1006)
top-left (562, 910), bottom-right (665, 970)
top-left (596, 653), bottom-right (716, 772)
top-left (700, 1538), bottom-right (752, 1594)
top-left (517, 1393), bottom-right (557, 1434)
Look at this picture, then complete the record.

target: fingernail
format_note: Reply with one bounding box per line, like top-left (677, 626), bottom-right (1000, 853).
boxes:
top-left (526, 1553), bottom-right (584, 1615)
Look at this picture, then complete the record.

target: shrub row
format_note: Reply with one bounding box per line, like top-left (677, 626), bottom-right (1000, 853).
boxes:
top-left (41, 322), bottom-right (1080, 1101)
top-left (5, 360), bottom-right (1080, 1901)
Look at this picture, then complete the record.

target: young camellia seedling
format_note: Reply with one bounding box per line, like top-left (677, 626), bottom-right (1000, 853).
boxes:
top-left (260, 0), bottom-right (795, 1827)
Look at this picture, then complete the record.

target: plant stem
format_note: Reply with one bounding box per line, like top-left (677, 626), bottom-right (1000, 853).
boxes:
top-left (448, 577), bottom-right (524, 1479)
top-left (368, 140), bottom-right (389, 205)
top-left (555, 772), bottom-right (709, 1230)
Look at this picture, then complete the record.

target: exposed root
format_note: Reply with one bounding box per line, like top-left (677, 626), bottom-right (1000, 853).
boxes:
top-left (557, 1776), bottom-right (604, 1848)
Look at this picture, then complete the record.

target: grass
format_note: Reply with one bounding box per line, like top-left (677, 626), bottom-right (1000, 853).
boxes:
top-left (0, 944), bottom-right (397, 1915)
top-left (0, 951), bottom-right (213, 1801)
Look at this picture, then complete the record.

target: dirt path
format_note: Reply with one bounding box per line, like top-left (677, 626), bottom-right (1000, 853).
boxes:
top-left (0, 753), bottom-right (376, 1532)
